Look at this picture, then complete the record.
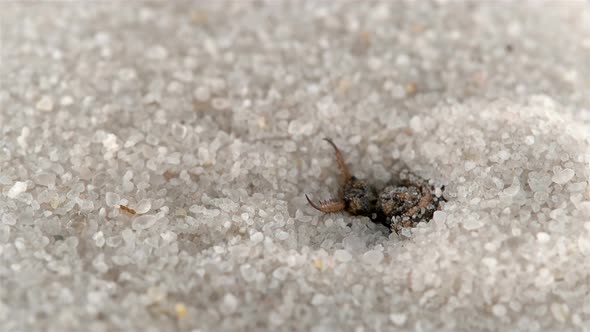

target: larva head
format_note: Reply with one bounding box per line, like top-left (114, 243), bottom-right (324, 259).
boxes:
top-left (342, 176), bottom-right (378, 217)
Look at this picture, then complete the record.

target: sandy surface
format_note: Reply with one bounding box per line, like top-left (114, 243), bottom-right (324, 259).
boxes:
top-left (1, 2), bottom-right (590, 331)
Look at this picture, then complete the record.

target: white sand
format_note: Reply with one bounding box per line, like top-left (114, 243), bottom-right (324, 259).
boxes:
top-left (1, 2), bottom-right (590, 331)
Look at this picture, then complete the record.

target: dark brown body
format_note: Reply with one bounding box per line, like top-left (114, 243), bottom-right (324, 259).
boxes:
top-left (341, 173), bottom-right (442, 233)
top-left (306, 139), bottom-right (444, 234)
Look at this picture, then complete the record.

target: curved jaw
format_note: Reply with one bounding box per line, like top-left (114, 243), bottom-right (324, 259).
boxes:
top-left (305, 138), bottom-right (350, 214)
top-left (323, 138), bottom-right (351, 182)
top-left (305, 194), bottom-right (345, 213)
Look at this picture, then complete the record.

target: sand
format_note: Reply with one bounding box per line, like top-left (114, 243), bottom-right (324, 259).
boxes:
top-left (1, 2), bottom-right (590, 331)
